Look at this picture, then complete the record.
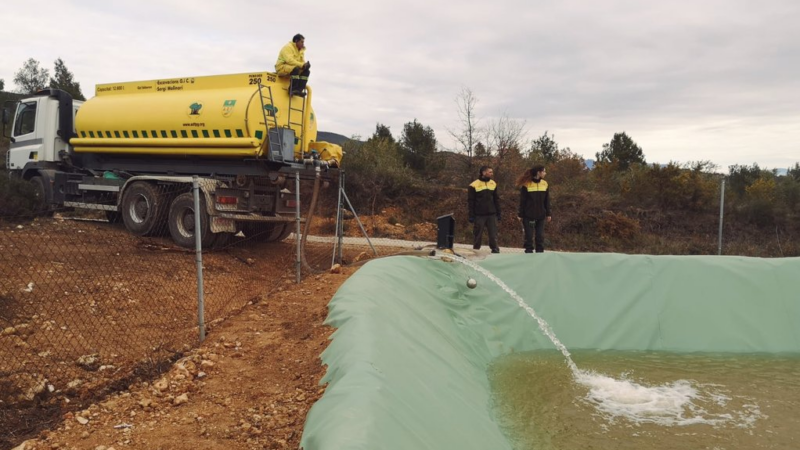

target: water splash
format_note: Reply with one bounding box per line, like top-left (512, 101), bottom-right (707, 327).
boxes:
top-left (440, 254), bottom-right (763, 428)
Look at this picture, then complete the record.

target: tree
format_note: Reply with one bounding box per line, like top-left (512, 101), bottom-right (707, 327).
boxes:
top-left (399, 119), bottom-right (440, 176)
top-left (49, 58), bottom-right (85, 101)
top-left (13, 58), bottom-right (50, 94)
top-left (448, 86), bottom-right (480, 165)
top-left (0, 79), bottom-right (5, 91)
top-left (473, 142), bottom-right (489, 158)
top-left (787, 163), bottom-right (800, 182)
top-left (596, 132), bottom-right (645, 170)
top-left (367, 123), bottom-right (395, 144)
top-left (486, 113), bottom-right (526, 166)
top-left (529, 131), bottom-right (564, 163)
top-left (344, 137), bottom-right (414, 215)
top-left (727, 163), bottom-right (763, 198)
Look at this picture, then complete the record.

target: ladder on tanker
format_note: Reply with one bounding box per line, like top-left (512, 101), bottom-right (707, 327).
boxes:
top-left (257, 84), bottom-right (285, 161)
top-left (257, 83), bottom-right (307, 162)
top-left (287, 89), bottom-right (307, 158)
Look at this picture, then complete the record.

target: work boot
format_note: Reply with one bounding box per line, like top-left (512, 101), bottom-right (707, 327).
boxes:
top-left (524, 249), bottom-right (533, 254)
top-left (491, 248), bottom-right (500, 254)
top-left (291, 90), bottom-right (306, 98)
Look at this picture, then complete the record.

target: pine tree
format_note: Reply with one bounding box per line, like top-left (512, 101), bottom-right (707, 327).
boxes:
top-left (49, 58), bottom-right (85, 101)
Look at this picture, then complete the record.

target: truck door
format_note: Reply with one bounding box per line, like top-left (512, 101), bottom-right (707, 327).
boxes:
top-left (7, 99), bottom-right (44, 171)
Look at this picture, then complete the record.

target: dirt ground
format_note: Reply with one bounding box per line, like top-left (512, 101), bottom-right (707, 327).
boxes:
top-left (8, 261), bottom-right (356, 450)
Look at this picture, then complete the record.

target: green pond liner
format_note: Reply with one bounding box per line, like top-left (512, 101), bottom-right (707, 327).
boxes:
top-left (300, 253), bottom-right (800, 450)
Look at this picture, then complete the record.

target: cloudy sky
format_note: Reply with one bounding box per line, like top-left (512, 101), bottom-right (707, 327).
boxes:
top-left (1, 0), bottom-right (798, 171)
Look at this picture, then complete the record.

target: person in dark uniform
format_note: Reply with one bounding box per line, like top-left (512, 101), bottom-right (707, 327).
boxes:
top-left (468, 166), bottom-right (501, 253)
top-left (516, 165), bottom-right (551, 253)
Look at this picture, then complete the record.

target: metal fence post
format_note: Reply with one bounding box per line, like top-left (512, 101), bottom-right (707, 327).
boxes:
top-left (193, 176), bottom-right (206, 341)
top-left (718, 178), bottom-right (725, 256)
top-left (331, 169), bottom-right (344, 267)
top-left (295, 171), bottom-right (302, 283)
top-left (338, 170), bottom-right (345, 264)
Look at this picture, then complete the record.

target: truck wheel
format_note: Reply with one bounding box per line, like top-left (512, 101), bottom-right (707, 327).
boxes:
top-left (106, 211), bottom-right (122, 224)
top-left (212, 232), bottom-right (233, 249)
top-left (121, 182), bottom-right (167, 236)
top-left (243, 222), bottom-right (293, 242)
top-left (271, 223), bottom-right (294, 241)
top-left (168, 192), bottom-right (215, 249)
top-left (29, 176), bottom-right (53, 216)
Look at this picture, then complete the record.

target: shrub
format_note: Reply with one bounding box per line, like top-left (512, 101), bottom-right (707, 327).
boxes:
top-left (0, 172), bottom-right (39, 219)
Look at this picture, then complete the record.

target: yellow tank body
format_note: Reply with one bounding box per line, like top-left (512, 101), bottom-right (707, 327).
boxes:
top-left (72, 71), bottom-right (323, 161)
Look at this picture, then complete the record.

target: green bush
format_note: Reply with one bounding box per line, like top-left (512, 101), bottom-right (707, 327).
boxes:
top-left (343, 138), bottom-right (418, 214)
top-left (0, 172), bottom-right (39, 218)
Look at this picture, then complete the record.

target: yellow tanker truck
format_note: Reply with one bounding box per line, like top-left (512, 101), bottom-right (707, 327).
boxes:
top-left (2, 71), bottom-right (342, 248)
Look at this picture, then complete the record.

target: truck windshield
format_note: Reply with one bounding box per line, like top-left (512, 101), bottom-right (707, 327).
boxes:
top-left (13, 101), bottom-right (37, 137)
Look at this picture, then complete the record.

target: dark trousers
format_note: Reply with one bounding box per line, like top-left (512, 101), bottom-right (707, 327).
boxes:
top-left (290, 67), bottom-right (310, 93)
top-left (523, 218), bottom-right (546, 253)
top-left (473, 215), bottom-right (498, 250)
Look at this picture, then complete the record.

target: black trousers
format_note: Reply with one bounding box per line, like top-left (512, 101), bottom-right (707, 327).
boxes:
top-left (290, 67), bottom-right (310, 92)
top-left (473, 215), bottom-right (498, 250)
top-left (522, 218), bottom-right (546, 253)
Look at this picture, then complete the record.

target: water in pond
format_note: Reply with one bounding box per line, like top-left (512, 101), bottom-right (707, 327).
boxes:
top-left (489, 350), bottom-right (800, 450)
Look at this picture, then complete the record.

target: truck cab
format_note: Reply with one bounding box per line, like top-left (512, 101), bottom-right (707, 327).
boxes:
top-left (4, 92), bottom-right (82, 177)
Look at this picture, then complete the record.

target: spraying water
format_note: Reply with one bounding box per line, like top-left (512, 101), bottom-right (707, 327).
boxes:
top-left (440, 254), bottom-right (762, 427)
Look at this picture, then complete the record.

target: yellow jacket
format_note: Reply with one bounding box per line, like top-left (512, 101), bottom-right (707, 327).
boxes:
top-left (275, 41), bottom-right (306, 76)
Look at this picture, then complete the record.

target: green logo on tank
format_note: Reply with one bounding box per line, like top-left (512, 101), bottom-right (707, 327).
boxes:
top-left (264, 104), bottom-right (279, 117)
top-left (189, 102), bottom-right (203, 115)
top-left (222, 99), bottom-right (236, 117)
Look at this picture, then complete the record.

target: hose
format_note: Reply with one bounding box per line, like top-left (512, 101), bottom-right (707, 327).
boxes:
top-left (299, 166), bottom-right (322, 273)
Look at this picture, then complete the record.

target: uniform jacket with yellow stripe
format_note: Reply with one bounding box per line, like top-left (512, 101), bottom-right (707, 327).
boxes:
top-left (468, 178), bottom-right (501, 217)
top-left (275, 41), bottom-right (306, 76)
top-left (518, 179), bottom-right (551, 220)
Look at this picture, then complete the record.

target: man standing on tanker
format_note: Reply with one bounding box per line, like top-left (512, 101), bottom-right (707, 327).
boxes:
top-left (468, 166), bottom-right (501, 253)
top-left (275, 33), bottom-right (310, 97)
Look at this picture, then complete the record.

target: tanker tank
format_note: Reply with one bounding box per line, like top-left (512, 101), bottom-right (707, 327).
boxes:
top-left (71, 71), bottom-right (339, 165)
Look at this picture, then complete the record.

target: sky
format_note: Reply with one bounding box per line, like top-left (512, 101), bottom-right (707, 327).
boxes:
top-left (1, 0), bottom-right (798, 171)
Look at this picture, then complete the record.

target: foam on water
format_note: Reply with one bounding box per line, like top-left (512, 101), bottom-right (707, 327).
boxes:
top-left (443, 254), bottom-right (764, 428)
top-left (575, 370), bottom-right (748, 426)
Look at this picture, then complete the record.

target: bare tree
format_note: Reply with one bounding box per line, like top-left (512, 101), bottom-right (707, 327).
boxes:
top-left (447, 87), bottom-right (480, 166)
top-left (487, 113), bottom-right (527, 165)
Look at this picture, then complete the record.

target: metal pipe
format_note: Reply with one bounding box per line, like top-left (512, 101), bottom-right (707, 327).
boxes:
top-left (342, 188), bottom-right (377, 256)
top-left (338, 170), bottom-right (345, 264)
top-left (332, 169), bottom-right (344, 267)
top-left (718, 178), bottom-right (725, 256)
top-left (295, 171), bottom-right (302, 283)
top-left (193, 176), bottom-right (206, 342)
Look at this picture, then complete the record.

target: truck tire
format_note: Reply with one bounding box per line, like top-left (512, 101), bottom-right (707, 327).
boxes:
top-left (121, 182), bottom-right (168, 236)
top-left (271, 223), bottom-right (294, 241)
top-left (106, 211), bottom-right (122, 224)
top-left (243, 222), bottom-right (293, 242)
top-left (29, 176), bottom-right (53, 216)
top-left (168, 192), bottom-right (216, 249)
top-left (211, 231), bottom-right (233, 249)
